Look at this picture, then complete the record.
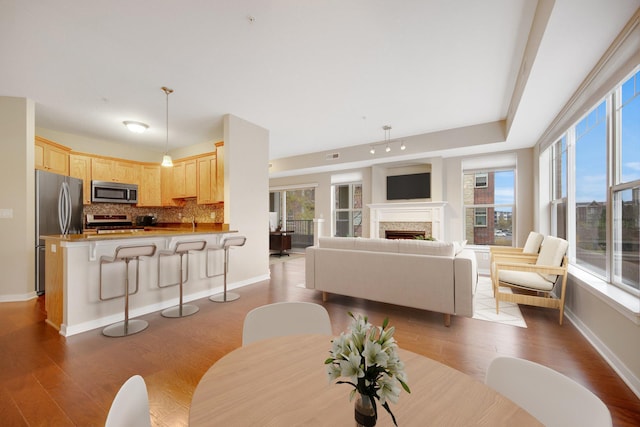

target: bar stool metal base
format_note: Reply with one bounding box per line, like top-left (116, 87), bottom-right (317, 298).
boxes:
top-left (102, 319), bottom-right (149, 337)
top-left (161, 304), bottom-right (200, 318)
top-left (209, 292), bottom-right (240, 303)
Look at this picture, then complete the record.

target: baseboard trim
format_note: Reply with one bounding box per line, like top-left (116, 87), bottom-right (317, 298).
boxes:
top-left (565, 307), bottom-right (640, 400)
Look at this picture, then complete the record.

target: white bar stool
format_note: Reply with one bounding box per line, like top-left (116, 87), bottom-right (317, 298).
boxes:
top-left (209, 235), bottom-right (246, 303)
top-left (99, 244), bottom-right (157, 337)
top-left (157, 240), bottom-right (207, 317)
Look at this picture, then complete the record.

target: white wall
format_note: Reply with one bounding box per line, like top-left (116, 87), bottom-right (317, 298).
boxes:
top-left (269, 147), bottom-right (534, 245)
top-left (0, 97), bottom-right (35, 300)
top-left (224, 114), bottom-right (270, 282)
top-left (35, 127), bottom-right (163, 162)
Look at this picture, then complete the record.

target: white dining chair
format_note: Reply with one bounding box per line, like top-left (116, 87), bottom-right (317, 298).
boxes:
top-left (242, 301), bottom-right (332, 346)
top-left (105, 375), bottom-right (151, 427)
top-left (485, 356), bottom-right (612, 427)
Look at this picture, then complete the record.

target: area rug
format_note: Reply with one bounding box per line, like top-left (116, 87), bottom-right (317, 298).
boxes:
top-left (473, 275), bottom-right (527, 328)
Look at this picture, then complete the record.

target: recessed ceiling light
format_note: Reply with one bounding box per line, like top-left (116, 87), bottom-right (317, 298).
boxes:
top-left (123, 121), bottom-right (149, 134)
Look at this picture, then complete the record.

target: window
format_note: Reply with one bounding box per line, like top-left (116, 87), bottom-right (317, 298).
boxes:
top-left (574, 100), bottom-right (607, 278)
top-left (550, 135), bottom-right (568, 239)
top-left (475, 173), bottom-right (488, 188)
top-left (546, 67), bottom-right (640, 294)
top-left (474, 208), bottom-right (487, 226)
top-left (333, 183), bottom-right (362, 237)
top-left (463, 170), bottom-right (515, 246)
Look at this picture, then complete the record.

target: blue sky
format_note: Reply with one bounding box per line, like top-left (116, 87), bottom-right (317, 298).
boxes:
top-left (575, 70), bottom-right (639, 202)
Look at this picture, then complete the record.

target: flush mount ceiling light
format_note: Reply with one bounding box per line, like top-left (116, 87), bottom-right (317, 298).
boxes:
top-left (123, 120), bottom-right (148, 134)
top-left (161, 86), bottom-right (174, 167)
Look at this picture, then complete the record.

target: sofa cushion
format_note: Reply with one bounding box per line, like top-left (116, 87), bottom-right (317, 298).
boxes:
top-left (318, 237), bottom-right (357, 250)
top-left (453, 240), bottom-right (468, 255)
top-left (397, 239), bottom-right (454, 257)
top-left (354, 238), bottom-right (399, 253)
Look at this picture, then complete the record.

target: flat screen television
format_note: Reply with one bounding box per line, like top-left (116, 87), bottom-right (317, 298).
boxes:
top-left (386, 172), bottom-right (431, 200)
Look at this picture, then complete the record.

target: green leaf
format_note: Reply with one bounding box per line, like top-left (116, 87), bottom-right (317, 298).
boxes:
top-left (324, 358), bottom-right (334, 364)
top-left (382, 317), bottom-right (389, 329)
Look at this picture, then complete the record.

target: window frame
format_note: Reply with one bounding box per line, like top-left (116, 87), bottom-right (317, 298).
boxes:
top-left (331, 181), bottom-right (363, 237)
top-left (546, 66), bottom-right (640, 296)
top-left (462, 168), bottom-right (516, 247)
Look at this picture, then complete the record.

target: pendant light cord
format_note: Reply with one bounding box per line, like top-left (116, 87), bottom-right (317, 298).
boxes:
top-left (162, 86), bottom-right (173, 154)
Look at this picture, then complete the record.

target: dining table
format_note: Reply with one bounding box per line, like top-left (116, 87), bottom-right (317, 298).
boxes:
top-left (189, 334), bottom-right (541, 426)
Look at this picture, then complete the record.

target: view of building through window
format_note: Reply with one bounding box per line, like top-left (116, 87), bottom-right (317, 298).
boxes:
top-left (463, 170), bottom-right (515, 246)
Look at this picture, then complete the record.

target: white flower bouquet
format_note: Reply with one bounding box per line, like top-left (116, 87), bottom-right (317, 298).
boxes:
top-left (325, 312), bottom-right (411, 426)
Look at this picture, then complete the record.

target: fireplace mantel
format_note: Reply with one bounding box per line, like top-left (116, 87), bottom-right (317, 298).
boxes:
top-left (367, 202), bottom-right (446, 240)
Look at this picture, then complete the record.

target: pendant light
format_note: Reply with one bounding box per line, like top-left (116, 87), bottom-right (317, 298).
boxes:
top-left (161, 86), bottom-right (174, 167)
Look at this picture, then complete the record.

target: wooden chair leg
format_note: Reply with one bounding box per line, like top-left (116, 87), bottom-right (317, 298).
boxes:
top-left (444, 313), bottom-right (451, 327)
top-left (322, 291), bottom-right (327, 302)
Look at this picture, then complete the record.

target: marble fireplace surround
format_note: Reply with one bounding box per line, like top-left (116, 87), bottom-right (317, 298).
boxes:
top-left (368, 202), bottom-right (446, 240)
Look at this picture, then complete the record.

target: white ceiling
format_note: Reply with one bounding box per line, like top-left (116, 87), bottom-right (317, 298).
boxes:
top-left (1, 1), bottom-right (638, 168)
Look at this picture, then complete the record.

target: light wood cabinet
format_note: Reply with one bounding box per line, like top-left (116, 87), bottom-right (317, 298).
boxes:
top-left (161, 166), bottom-right (179, 206)
top-left (215, 142), bottom-right (224, 203)
top-left (91, 157), bottom-right (139, 185)
top-left (172, 158), bottom-right (197, 198)
top-left (197, 154), bottom-right (216, 204)
top-left (114, 160), bottom-right (139, 185)
top-left (35, 137), bottom-right (70, 175)
top-left (138, 165), bottom-right (162, 206)
top-left (69, 153), bottom-right (92, 204)
top-left (196, 144), bottom-right (224, 205)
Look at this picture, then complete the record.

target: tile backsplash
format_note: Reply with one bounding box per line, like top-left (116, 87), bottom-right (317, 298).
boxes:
top-left (83, 199), bottom-right (224, 225)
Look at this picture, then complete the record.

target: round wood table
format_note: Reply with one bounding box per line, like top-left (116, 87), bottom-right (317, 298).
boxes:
top-left (189, 334), bottom-right (541, 426)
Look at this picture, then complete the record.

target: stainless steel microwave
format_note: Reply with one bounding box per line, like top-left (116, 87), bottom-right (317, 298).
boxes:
top-left (91, 181), bottom-right (138, 204)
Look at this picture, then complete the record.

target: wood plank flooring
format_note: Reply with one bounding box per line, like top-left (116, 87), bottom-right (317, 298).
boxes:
top-left (1, 257), bottom-right (639, 426)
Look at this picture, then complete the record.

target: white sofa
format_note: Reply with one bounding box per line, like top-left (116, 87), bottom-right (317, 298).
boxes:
top-left (305, 237), bottom-right (477, 326)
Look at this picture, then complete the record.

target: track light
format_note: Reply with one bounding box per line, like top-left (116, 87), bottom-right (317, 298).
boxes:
top-left (369, 125), bottom-right (406, 154)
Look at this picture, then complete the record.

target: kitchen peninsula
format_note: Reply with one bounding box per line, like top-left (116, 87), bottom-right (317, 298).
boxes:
top-left (43, 227), bottom-right (236, 337)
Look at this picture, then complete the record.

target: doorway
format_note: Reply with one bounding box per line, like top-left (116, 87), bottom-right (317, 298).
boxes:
top-left (269, 187), bottom-right (315, 252)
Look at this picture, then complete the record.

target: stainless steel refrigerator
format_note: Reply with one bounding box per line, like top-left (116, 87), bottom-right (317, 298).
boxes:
top-left (35, 170), bottom-right (83, 295)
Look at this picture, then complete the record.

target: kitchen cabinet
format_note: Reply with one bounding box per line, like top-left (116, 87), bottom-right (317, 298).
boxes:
top-left (215, 142), bottom-right (224, 203)
top-left (35, 136), bottom-right (70, 175)
top-left (161, 166), bottom-right (179, 206)
top-left (138, 164), bottom-right (162, 206)
top-left (69, 153), bottom-right (92, 204)
top-left (92, 157), bottom-right (139, 185)
top-left (197, 154), bottom-right (217, 204)
top-left (172, 158), bottom-right (197, 198)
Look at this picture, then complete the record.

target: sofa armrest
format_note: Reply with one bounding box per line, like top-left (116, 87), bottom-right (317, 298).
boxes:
top-left (305, 246), bottom-right (317, 289)
top-left (453, 249), bottom-right (477, 317)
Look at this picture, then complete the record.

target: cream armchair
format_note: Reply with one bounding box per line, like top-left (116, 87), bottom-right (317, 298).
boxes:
top-left (492, 235), bottom-right (569, 325)
top-left (489, 231), bottom-right (544, 286)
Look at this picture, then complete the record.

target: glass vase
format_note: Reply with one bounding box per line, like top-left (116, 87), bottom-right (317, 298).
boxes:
top-left (354, 393), bottom-right (376, 427)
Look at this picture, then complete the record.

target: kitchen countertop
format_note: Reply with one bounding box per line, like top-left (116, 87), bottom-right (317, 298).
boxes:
top-left (43, 227), bottom-right (235, 242)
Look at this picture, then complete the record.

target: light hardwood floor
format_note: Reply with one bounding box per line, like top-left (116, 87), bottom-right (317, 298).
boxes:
top-left (1, 256), bottom-right (639, 426)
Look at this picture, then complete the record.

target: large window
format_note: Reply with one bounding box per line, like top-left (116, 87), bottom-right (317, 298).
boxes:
top-left (333, 183), bottom-right (362, 237)
top-left (463, 170), bottom-right (515, 246)
top-left (550, 135), bottom-right (567, 239)
top-left (574, 100), bottom-right (607, 277)
top-left (546, 67), bottom-right (640, 294)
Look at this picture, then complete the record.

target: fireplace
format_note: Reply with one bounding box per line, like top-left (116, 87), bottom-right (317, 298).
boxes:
top-left (368, 202), bottom-right (446, 240)
top-left (385, 230), bottom-right (426, 240)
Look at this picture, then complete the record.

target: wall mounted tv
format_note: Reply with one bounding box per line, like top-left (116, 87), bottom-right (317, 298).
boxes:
top-left (386, 172), bottom-right (431, 200)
